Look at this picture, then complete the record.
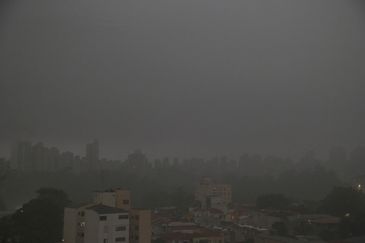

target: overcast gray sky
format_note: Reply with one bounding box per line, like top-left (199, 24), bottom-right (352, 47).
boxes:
top-left (1, 0), bottom-right (365, 159)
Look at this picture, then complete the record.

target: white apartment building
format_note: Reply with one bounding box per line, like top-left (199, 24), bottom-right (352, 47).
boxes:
top-left (64, 204), bottom-right (129, 243)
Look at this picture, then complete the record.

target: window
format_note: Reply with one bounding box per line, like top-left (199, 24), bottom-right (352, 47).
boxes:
top-left (78, 221), bottom-right (85, 227)
top-left (99, 216), bottom-right (107, 221)
top-left (115, 237), bottom-right (126, 242)
top-left (123, 199), bottom-right (130, 205)
top-left (118, 214), bottom-right (128, 220)
top-left (103, 239), bottom-right (108, 243)
top-left (115, 226), bottom-right (126, 231)
top-left (78, 211), bottom-right (85, 216)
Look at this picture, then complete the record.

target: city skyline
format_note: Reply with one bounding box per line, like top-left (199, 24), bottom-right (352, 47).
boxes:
top-left (1, 1), bottom-right (365, 242)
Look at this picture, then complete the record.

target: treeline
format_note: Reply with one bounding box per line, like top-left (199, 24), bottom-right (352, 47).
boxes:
top-left (1, 165), bottom-right (342, 210)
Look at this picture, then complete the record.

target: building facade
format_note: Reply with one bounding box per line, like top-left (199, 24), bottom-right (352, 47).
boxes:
top-left (130, 209), bottom-right (152, 243)
top-left (94, 189), bottom-right (131, 211)
top-left (64, 189), bottom-right (151, 243)
top-left (195, 178), bottom-right (232, 211)
top-left (64, 204), bottom-right (129, 243)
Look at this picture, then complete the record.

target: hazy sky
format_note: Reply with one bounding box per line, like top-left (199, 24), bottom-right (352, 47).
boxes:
top-left (1, 0), bottom-right (365, 159)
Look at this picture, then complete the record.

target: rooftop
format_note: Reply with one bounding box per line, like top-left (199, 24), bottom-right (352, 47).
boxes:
top-left (93, 188), bottom-right (129, 193)
top-left (67, 202), bottom-right (95, 209)
top-left (161, 229), bottom-right (223, 241)
top-left (86, 204), bottom-right (128, 215)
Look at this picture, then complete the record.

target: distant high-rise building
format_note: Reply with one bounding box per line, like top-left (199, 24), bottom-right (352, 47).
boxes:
top-left (195, 178), bottom-right (232, 211)
top-left (47, 147), bottom-right (60, 171)
top-left (60, 151), bottom-right (75, 171)
top-left (31, 143), bottom-right (61, 172)
top-left (10, 141), bottom-right (32, 170)
top-left (32, 142), bottom-right (46, 171)
top-left (86, 139), bottom-right (100, 171)
top-left (0, 158), bottom-right (8, 177)
top-left (125, 150), bottom-right (149, 169)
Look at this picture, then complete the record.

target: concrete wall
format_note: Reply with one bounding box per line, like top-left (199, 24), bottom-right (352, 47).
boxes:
top-left (130, 209), bottom-right (151, 243)
top-left (94, 192), bottom-right (117, 208)
top-left (84, 210), bottom-right (129, 243)
top-left (63, 208), bottom-right (78, 243)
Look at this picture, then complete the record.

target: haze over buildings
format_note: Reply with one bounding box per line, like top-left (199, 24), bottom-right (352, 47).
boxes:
top-left (1, 0), bottom-right (365, 159)
top-left (1, 1), bottom-right (365, 243)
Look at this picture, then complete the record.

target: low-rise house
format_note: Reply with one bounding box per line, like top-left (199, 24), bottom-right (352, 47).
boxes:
top-left (160, 227), bottom-right (224, 243)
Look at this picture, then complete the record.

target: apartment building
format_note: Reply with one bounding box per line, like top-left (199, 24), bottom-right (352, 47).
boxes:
top-left (94, 189), bottom-right (131, 211)
top-left (195, 178), bottom-right (232, 211)
top-left (130, 209), bottom-right (152, 243)
top-left (64, 204), bottom-right (129, 243)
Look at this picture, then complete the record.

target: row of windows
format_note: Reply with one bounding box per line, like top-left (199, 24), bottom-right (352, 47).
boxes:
top-left (103, 237), bottom-right (126, 243)
top-left (99, 214), bottom-right (128, 221)
top-left (116, 226), bottom-right (127, 231)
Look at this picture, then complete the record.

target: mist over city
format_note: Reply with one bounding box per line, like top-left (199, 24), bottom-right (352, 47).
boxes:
top-left (1, 1), bottom-right (365, 243)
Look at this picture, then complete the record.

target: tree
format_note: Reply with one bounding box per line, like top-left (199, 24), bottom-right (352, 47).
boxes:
top-left (319, 187), bottom-right (365, 217)
top-left (36, 187), bottom-right (70, 208)
top-left (319, 187), bottom-right (365, 238)
top-left (0, 187), bottom-right (70, 243)
top-left (256, 193), bottom-right (291, 210)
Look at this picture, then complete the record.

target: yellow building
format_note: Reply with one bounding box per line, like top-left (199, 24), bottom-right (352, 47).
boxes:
top-left (130, 209), bottom-right (152, 243)
top-left (94, 188), bottom-right (131, 211)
